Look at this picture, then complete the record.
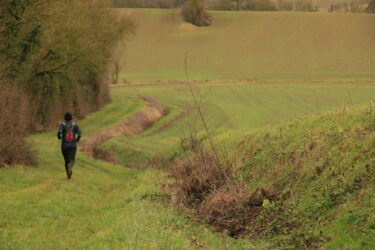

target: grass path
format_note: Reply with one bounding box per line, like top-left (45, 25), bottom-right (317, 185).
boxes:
top-left (0, 101), bottom-right (256, 249)
top-left (2, 81), bottom-right (374, 249)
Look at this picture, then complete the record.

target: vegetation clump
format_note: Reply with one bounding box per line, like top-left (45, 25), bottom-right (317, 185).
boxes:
top-left (181, 0), bottom-right (212, 26)
top-left (168, 150), bottom-right (230, 207)
top-left (167, 133), bottom-right (276, 237)
top-left (0, 84), bottom-right (35, 167)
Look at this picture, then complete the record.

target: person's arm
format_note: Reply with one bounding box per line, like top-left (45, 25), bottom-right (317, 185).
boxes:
top-left (57, 124), bottom-right (63, 140)
top-left (76, 124), bottom-right (82, 142)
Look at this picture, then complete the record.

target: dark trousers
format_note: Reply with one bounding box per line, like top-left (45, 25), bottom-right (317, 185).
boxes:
top-left (61, 144), bottom-right (77, 177)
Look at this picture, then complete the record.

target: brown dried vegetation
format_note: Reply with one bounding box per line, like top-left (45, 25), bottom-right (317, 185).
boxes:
top-left (168, 151), bottom-right (231, 207)
top-left (167, 138), bottom-right (276, 237)
top-left (0, 84), bottom-right (35, 167)
top-left (198, 187), bottom-right (276, 237)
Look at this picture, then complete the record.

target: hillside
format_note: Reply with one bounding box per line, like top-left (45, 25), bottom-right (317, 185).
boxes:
top-left (120, 9), bottom-right (375, 82)
top-left (166, 102), bottom-right (375, 249)
top-left (99, 82), bottom-right (375, 167)
top-left (228, 103), bottom-right (375, 248)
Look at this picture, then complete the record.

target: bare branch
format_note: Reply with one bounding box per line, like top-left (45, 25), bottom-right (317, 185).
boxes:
top-left (184, 52), bottom-right (219, 161)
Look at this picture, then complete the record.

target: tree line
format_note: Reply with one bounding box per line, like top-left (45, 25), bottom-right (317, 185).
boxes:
top-left (208, 0), bottom-right (374, 12)
top-left (112, 0), bottom-right (375, 13)
top-left (0, 0), bottom-right (135, 166)
top-left (328, 0), bottom-right (375, 13)
top-left (112, 0), bottom-right (185, 8)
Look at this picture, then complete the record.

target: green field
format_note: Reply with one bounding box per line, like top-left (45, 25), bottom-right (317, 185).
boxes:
top-left (100, 81), bottom-right (375, 166)
top-left (1, 7), bottom-right (375, 249)
top-left (121, 9), bottom-right (375, 82)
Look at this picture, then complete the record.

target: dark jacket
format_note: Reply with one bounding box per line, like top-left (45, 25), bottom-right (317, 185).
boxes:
top-left (57, 121), bottom-right (82, 147)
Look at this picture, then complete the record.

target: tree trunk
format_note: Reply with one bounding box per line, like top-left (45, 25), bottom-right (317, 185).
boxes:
top-left (236, 0), bottom-right (240, 11)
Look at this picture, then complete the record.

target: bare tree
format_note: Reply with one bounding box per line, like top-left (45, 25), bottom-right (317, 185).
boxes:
top-left (235, 0), bottom-right (242, 10)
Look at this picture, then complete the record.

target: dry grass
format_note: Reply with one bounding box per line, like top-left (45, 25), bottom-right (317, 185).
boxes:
top-left (167, 138), bottom-right (277, 237)
top-left (198, 187), bottom-right (276, 237)
top-left (168, 151), bottom-right (230, 207)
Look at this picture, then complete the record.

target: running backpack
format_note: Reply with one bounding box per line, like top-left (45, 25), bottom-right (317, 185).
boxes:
top-left (64, 122), bottom-right (75, 143)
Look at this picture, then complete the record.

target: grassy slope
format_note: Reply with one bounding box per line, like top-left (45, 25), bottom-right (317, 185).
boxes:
top-left (101, 82), bottom-right (375, 166)
top-left (120, 9), bottom-right (375, 82)
top-left (227, 104), bottom-right (375, 249)
top-left (0, 100), bottom-right (254, 249)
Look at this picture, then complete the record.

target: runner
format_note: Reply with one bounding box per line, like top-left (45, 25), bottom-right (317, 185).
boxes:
top-left (57, 112), bottom-right (82, 179)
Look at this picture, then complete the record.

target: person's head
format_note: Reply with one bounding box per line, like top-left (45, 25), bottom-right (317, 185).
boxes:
top-left (64, 112), bottom-right (73, 121)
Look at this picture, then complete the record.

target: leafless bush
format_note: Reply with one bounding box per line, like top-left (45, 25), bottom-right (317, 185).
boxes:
top-left (167, 138), bottom-right (277, 237)
top-left (198, 187), bottom-right (276, 237)
top-left (181, 0), bottom-right (212, 27)
top-left (0, 84), bottom-right (35, 167)
top-left (168, 149), bottom-right (232, 207)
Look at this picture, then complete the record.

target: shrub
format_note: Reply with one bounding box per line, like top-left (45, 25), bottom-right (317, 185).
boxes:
top-left (168, 150), bottom-right (230, 207)
top-left (0, 83), bottom-right (35, 167)
top-left (167, 141), bottom-right (276, 237)
top-left (181, 0), bottom-right (212, 26)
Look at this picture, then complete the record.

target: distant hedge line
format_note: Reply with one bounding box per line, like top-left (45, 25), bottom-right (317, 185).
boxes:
top-left (112, 0), bottom-right (374, 13)
top-left (112, 0), bottom-right (185, 8)
top-left (208, 0), bottom-right (372, 12)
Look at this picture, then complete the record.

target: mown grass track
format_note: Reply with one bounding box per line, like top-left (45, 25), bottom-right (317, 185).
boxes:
top-left (0, 98), bottom-right (256, 249)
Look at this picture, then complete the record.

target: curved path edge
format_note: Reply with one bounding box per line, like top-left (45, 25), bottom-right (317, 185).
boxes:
top-left (81, 96), bottom-right (167, 161)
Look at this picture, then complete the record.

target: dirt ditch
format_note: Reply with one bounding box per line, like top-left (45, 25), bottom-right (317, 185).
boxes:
top-left (81, 96), bottom-right (167, 161)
